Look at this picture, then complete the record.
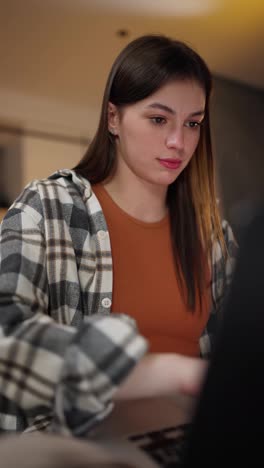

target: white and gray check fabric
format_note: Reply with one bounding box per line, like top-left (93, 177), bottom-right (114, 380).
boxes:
top-left (0, 169), bottom-right (237, 435)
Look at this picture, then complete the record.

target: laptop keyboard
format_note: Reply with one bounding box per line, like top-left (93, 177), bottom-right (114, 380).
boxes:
top-left (129, 423), bottom-right (190, 467)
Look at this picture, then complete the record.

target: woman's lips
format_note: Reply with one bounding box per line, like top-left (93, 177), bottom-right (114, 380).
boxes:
top-left (158, 158), bottom-right (182, 170)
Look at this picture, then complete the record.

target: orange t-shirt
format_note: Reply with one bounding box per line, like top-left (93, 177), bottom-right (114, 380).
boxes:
top-left (92, 184), bottom-right (211, 357)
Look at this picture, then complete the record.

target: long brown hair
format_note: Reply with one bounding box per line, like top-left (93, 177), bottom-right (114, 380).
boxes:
top-left (74, 34), bottom-right (225, 310)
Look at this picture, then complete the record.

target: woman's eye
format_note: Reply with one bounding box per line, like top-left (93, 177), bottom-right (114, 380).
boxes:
top-left (186, 121), bottom-right (202, 129)
top-left (150, 116), bottom-right (166, 125)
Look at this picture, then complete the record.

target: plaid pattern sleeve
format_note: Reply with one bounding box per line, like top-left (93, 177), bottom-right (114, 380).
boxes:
top-left (199, 220), bottom-right (239, 358)
top-left (0, 170), bottom-right (148, 435)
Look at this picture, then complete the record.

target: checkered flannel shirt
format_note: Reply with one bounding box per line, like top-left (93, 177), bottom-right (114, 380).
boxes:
top-left (0, 169), bottom-right (237, 436)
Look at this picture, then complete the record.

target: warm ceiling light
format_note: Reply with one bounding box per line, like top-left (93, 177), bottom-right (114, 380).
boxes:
top-left (86, 0), bottom-right (220, 16)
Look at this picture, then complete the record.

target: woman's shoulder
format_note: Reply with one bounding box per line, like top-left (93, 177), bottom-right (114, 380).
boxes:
top-left (17, 169), bottom-right (92, 202)
top-left (211, 219), bottom-right (238, 291)
top-left (4, 170), bottom-right (94, 225)
top-left (29, 169), bottom-right (92, 197)
top-left (220, 219), bottom-right (239, 260)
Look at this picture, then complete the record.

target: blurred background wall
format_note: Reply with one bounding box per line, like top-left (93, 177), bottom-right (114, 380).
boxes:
top-left (0, 0), bottom-right (263, 239)
top-left (211, 77), bottom-right (264, 239)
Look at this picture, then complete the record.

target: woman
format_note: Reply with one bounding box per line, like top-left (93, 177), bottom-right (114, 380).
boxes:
top-left (0, 35), bottom-right (237, 436)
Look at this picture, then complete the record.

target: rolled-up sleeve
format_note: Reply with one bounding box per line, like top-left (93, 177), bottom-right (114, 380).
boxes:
top-left (54, 313), bottom-right (147, 436)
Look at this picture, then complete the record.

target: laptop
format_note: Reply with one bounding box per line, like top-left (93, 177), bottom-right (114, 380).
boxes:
top-left (92, 209), bottom-right (264, 467)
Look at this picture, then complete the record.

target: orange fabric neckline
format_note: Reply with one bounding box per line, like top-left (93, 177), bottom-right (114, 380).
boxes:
top-left (94, 183), bottom-right (169, 229)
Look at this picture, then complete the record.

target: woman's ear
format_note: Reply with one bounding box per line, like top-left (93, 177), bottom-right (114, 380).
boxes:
top-left (108, 102), bottom-right (119, 136)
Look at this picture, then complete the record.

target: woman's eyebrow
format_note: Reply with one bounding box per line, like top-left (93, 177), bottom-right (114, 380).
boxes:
top-left (190, 110), bottom-right (205, 117)
top-left (145, 102), bottom-right (176, 114)
top-left (145, 103), bottom-right (205, 117)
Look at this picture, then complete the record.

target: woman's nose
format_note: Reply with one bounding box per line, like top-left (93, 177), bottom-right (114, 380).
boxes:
top-left (165, 127), bottom-right (184, 151)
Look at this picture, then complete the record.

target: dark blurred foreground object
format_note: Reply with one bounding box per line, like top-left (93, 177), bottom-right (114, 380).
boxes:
top-left (229, 197), bottom-right (261, 243)
top-left (183, 207), bottom-right (264, 467)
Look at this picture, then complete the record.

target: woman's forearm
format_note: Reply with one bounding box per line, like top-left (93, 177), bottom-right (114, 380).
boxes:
top-left (114, 353), bottom-right (208, 401)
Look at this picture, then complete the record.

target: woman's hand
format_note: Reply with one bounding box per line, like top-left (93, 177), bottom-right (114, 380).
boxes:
top-left (114, 353), bottom-right (208, 401)
top-left (176, 354), bottom-right (208, 397)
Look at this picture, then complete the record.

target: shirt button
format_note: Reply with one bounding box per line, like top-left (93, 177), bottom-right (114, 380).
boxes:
top-left (102, 297), bottom-right (112, 308)
top-left (84, 188), bottom-right (91, 198)
top-left (98, 230), bottom-right (107, 240)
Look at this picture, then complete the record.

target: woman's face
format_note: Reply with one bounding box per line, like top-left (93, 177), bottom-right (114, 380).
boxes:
top-left (108, 79), bottom-right (206, 190)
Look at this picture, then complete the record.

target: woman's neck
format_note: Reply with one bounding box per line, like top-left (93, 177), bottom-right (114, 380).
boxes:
top-left (103, 177), bottom-right (168, 223)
